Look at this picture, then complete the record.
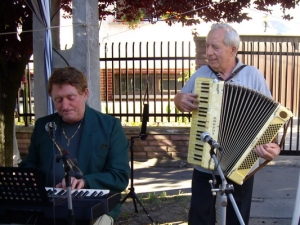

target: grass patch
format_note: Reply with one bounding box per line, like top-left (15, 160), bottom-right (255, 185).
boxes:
top-left (117, 191), bottom-right (190, 225)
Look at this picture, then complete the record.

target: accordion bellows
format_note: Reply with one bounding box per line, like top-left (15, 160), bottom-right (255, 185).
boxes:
top-left (187, 77), bottom-right (293, 185)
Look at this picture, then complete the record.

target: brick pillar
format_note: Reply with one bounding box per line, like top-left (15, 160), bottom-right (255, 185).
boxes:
top-left (193, 37), bottom-right (208, 70)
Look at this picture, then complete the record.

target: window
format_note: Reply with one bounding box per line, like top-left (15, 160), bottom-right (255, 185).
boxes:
top-left (160, 78), bottom-right (183, 95)
top-left (113, 72), bottom-right (184, 98)
top-left (114, 74), bottom-right (152, 96)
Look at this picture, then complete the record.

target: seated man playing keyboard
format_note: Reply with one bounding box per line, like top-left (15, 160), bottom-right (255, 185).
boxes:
top-left (20, 66), bottom-right (130, 225)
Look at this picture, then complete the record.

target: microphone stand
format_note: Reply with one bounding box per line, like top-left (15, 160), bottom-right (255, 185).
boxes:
top-left (48, 125), bottom-right (81, 225)
top-left (121, 86), bottom-right (155, 223)
top-left (209, 146), bottom-right (245, 225)
top-left (55, 153), bottom-right (76, 225)
top-left (121, 133), bottom-right (155, 224)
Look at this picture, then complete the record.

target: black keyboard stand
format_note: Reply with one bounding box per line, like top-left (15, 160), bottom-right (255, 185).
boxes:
top-left (121, 135), bottom-right (155, 224)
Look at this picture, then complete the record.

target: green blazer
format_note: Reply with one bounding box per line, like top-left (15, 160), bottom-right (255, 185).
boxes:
top-left (20, 105), bottom-right (130, 220)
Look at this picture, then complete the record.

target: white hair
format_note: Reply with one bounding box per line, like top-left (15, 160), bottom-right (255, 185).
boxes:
top-left (208, 23), bottom-right (240, 49)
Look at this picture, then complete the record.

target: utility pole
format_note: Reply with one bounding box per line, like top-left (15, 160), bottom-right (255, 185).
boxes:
top-left (33, 0), bottom-right (100, 119)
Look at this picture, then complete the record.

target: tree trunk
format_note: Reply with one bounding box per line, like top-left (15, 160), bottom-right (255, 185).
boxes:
top-left (0, 55), bottom-right (31, 166)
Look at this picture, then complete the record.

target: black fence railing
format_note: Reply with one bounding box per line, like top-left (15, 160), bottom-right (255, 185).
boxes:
top-left (99, 41), bottom-right (194, 125)
top-left (236, 36), bottom-right (300, 154)
top-left (16, 38), bottom-right (300, 154)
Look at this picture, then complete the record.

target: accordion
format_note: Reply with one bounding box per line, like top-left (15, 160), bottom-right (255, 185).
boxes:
top-left (187, 77), bottom-right (293, 185)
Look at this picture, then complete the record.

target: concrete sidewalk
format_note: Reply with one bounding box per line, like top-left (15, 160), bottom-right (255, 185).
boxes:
top-left (129, 156), bottom-right (300, 225)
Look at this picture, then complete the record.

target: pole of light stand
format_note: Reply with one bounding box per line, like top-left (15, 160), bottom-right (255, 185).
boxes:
top-left (209, 147), bottom-right (245, 225)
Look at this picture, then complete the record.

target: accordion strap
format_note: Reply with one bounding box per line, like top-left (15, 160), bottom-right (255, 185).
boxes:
top-left (208, 64), bottom-right (247, 82)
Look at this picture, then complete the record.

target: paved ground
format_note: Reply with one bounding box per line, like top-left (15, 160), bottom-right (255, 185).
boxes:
top-left (129, 156), bottom-right (300, 225)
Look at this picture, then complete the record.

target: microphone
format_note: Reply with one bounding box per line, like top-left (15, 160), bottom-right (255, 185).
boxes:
top-left (45, 122), bottom-right (57, 137)
top-left (45, 122), bottom-right (83, 179)
top-left (200, 132), bottom-right (223, 151)
top-left (140, 103), bottom-right (149, 140)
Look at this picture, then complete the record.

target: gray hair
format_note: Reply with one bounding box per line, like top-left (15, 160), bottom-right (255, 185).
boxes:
top-left (208, 23), bottom-right (240, 50)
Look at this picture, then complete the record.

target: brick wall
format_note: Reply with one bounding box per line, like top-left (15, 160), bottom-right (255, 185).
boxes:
top-left (16, 126), bottom-right (32, 156)
top-left (16, 126), bottom-right (190, 160)
top-left (193, 37), bottom-right (207, 69)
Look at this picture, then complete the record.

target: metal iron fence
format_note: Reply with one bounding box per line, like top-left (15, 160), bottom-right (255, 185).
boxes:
top-left (236, 36), bottom-right (300, 154)
top-left (16, 37), bottom-right (300, 153)
top-left (99, 41), bottom-right (194, 124)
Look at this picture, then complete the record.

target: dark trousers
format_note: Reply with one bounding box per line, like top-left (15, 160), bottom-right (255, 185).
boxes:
top-left (188, 168), bottom-right (254, 225)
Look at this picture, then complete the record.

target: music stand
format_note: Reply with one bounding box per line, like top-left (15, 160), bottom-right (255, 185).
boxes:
top-left (121, 103), bottom-right (155, 224)
top-left (0, 167), bottom-right (65, 224)
top-left (209, 147), bottom-right (245, 225)
top-left (0, 167), bottom-right (56, 206)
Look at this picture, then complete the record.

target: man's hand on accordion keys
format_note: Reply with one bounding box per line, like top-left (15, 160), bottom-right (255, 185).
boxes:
top-left (253, 143), bottom-right (281, 161)
top-left (174, 93), bottom-right (199, 112)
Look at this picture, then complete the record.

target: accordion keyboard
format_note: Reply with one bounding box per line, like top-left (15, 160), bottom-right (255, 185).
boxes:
top-left (187, 78), bottom-right (223, 170)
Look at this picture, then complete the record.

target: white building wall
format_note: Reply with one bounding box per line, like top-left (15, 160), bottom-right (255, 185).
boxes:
top-left (59, 4), bottom-right (300, 51)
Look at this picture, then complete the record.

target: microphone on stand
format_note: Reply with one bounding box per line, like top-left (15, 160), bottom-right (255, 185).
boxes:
top-left (45, 122), bottom-right (83, 179)
top-left (45, 122), bottom-right (57, 138)
top-left (139, 103), bottom-right (149, 140)
top-left (200, 132), bottom-right (223, 152)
